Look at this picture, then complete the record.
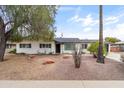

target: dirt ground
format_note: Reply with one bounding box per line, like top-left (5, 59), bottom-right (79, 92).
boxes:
top-left (0, 54), bottom-right (124, 80)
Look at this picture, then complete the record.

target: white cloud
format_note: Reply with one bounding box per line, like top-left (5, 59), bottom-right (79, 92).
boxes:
top-left (68, 11), bottom-right (124, 27)
top-left (105, 13), bottom-right (124, 25)
top-left (82, 14), bottom-right (98, 27)
top-left (104, 23), bottom-right (124, 40)
top-left (83, 27), bottom-right (92, 32)
top-left (68, 14), bottom-right (98, 27)
top-left (55, 26), bottom-right (98, 39)
top-left (56, 23), bottom-right (124, 40)
top-left (68, 14), bottom-right (79, 22)
top-left (58, 7), bottom-right (124, 40)
top-left (106, 16), bottom-right (117, 21)
top-left (82, 14), bottom-right (93, 26)
top-left (105, 16), bottom-right (119, 25)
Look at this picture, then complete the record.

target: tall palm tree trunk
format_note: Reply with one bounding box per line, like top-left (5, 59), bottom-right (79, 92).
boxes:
top-left (97, 5), bottom-right (104, 63)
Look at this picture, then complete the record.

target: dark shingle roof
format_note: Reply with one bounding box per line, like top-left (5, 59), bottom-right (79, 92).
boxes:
top-left (80, 39), bottom-right (98, 43)
top-left (55, 38), bottom-right (80, 43)
top-left (55, 38), bottom-right (98, 43)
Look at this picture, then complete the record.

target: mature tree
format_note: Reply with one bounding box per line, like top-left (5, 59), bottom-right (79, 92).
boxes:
top-left (0, 5), bottom-right (57, 62)
top-left (105, 37), bottom-right (121, 43)
top-left (97, 5), bottom-right (104, 63)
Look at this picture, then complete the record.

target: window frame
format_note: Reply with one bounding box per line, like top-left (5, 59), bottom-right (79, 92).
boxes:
top-left (20, 44), bottom-right (31, 48)
top-left (39, 44), bottom-right (51, 48)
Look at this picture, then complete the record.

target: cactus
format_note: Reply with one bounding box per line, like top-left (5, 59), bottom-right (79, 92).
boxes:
top-left (73, 45), bottom-right (82, 68)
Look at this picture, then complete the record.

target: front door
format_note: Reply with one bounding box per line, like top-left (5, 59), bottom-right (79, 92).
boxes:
top-left (56, 44), bottom-right (60, 53)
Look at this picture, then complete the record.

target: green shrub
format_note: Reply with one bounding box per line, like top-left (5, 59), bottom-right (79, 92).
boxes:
top-left (9, 48), bottom-right (16, 54)
top-left (87, 42), bottom-right (107, 57)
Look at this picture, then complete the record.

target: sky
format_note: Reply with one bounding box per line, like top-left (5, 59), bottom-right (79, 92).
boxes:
top-left (55, 5), bottom-right (124, 41)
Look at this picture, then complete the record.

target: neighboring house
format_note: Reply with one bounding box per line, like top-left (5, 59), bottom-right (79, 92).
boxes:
top-left (106, 42), bottom-right (124, 62)
top-left (16, 38), bottom-right (97, 54)
top-left (109, 42), bottom-right (124, 52)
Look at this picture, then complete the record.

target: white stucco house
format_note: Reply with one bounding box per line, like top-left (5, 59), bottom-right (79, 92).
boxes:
top-left (14, 38), bottom-right (98, 54)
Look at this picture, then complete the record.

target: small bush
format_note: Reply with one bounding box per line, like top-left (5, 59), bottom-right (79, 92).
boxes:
top-left (9, 48), bottom-right (16, 54)
top-left (87, 42), bottom-right (107, 58)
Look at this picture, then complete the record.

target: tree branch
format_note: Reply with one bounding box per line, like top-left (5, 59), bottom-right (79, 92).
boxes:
top-left (5, 29), bottom-right (13, 41)
top-left (5, 21), bottom-right (13, 27)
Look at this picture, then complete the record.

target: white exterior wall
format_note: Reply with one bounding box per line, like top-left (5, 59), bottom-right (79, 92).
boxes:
top-left (16, 41), bottom-right (55, 54)
top-left (60, 44), bottom-right (64, 54)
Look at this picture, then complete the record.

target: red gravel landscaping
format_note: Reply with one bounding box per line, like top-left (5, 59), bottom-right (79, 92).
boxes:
top-left (0, 54), bottom-right (124, 80)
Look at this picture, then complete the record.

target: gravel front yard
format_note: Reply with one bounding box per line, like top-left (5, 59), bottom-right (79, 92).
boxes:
top-left (0, 54), bottom-right (124, 80)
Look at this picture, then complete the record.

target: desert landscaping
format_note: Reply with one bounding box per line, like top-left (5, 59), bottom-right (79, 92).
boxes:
top-left (0, 54), bottom-right (124, 80)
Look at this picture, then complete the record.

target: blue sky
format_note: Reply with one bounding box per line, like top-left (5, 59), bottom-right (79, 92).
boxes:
top-left (55, 5), bottom-right (124, 40)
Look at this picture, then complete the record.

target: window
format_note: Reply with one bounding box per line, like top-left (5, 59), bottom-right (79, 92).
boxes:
top-left (40, 44), bottom-right (45, 48)
top-left (64, 43), bottom-right (75, 50)
top-left (40, 44), bottom-right (51, 48)
top-left (20, 44), bottom-right (31, 48)
top-left (82, 44), bottom-right (87, 49)
top-left (6, 44), bottom-right (16, 49)
top-left (48, 44), bottom-right (51, 48)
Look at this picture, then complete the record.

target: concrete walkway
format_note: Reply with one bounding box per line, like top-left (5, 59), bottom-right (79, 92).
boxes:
top-left (0, 81), bottom-right (124, 88)
top-left (106, 52), bottom-right (122, 62)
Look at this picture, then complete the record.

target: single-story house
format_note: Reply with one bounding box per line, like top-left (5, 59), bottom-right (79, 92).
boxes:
top-left (14, 38), bottom-right (97, 54)
top-left (8, 38), bottom-right (124, 55)
top-left (109, 42), bottom-right (124, 52)
top-left (6, 38), bottom-right (124, 63)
